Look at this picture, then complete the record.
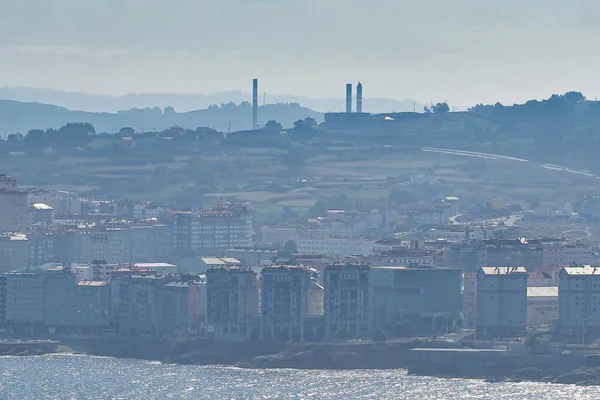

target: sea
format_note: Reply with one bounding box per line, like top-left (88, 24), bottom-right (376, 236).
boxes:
top-left (0, 354), bottom-right (599, 399)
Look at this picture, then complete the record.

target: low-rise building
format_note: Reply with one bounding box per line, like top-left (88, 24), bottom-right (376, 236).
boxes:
top-left (476, 266), bottom-right (528, 337)
top-left (527, 286), bottom-right (558, 327)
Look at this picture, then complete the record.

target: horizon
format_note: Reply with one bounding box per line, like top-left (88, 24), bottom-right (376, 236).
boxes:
top-left (2, 1), bottom-right (600, 106)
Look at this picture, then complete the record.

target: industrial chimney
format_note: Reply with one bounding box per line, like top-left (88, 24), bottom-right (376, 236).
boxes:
top-left (356, 82), bottom-right (363, 113)
top-left (346, 83), bottom-right (352, 113)
top-left (252, 78), bottom-right (258, 129)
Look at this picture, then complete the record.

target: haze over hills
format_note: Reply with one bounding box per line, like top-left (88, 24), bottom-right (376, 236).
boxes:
top-left (0, 99), bottom-right (322, 134)
top-left (0, 87), bottom-right (422, 114)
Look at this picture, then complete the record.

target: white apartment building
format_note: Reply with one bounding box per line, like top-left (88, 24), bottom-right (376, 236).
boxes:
top-left (476, 266), bottom-right (528, 337)
top-left (173, 204), bottom-right (253, 255)
top-left (297, 239), bottom-right (391, 258)
top-left (558, 266), bottom-right (600, 337)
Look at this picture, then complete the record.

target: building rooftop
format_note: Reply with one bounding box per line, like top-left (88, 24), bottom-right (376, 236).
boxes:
top-left (134, 262), bottom-right (177, 269)
top-left (32, 203), bottom-right (53, 210)
top-left (201, 257), bottom-right (227, 265)
top-left (562, 265), bottom-right (600, 275)
top-left (480, 266), bottom-right (528, 275)
top-left (527, 286), bottom-right (559, 297)
top-left (77, 280), bottom-right (108, 287)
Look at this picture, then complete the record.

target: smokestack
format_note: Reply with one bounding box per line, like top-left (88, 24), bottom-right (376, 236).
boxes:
top-left (346, 83), bottom-right (352, 113)
top-left (356, 82), bottom-right (363, 113)
top-left (252, 78), bottom-right (258, 129)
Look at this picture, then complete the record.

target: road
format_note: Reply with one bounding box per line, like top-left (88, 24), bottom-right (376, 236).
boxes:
top-left (422, 147), bottom-right (600, 180)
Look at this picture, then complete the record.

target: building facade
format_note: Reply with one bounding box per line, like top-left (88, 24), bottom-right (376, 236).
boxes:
top-left (260, 265), bottom-right (311, 341)
top-left (0, 175), bottom-right (28, 232)
top-left (205, 266), bottom-right (258, 339)
top-left (476, 266), bottom-right (528, 337)
top-left (324, 264), bottom-right (372, 338)
top-left (527, 286), bottom-right (558, 327)
top-left (558, 266), bottom-right (600, 338)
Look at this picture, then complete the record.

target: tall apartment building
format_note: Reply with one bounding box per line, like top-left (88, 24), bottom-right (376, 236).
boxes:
top-left (476, 266), bottom-right (528, 337)
top-left (370, 266), bottom-right (462, 331)
top-left (205, 266), bottom-right (258, 339)
top-left (0, 175), bottom-right (28, 232)
top-left (324, 264), bottom-right (372, 338)
top-left (173, 204), bottom-right (253, 255)
top-left (558, 266), bottom-right (600, 337)
top-left (5, 271), bottom-right (45, 324)
top-left (260, 265), bottom-right (311, 341)
top-left (0, 233), bottom-right (29, 273)
top-left (118, 274), bottom-right (172, 337)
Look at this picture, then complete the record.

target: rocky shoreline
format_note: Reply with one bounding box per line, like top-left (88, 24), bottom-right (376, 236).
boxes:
top-left (6, 337), bottom-right (600, 386)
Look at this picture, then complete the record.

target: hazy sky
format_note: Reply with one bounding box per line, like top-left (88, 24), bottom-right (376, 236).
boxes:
top-left (1, 0), bottom-right (600, 106)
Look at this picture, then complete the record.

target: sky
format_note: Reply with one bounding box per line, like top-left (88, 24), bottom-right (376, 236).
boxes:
top-left (1, 0), bottom-right (600, 107)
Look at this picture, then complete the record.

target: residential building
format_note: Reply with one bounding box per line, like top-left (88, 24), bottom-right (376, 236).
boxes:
top-left (542, 242), bottom-right (594, 267)
top-left (324, 264), bottom-right (372, 338)
top-left (527, 286), bottom-right (559, 327)
top-left (297, 239), bottom-right (391, 258)
top-left (350, 248), bottom-right (438, 268)
top-left (558, 266), bottom-right (600, 337)
top-left (370, 266), bottom-right (462, 331)
top-left (0, 275), bottom-right (6, 324)
top-left (91, 260), bottom-right (121, 281)
top-left (485, 238), bottom-right (543, 271)
top-left (74, 280), bottom-right (111, 329)
top-left (223, 248), bottom-right (278, 267)
top-left (159, 281), bottom-right (192, 337)
top-left (0, 233), bottom-right (29, 273)
top-left (29, 203), bottom-right (53, 226)
top-left (5, 271), bottom-right (45, 324)
top-left (476, 267), bottom-right (528, 337)
top-left (205, 266), bottom-right (258, 339)
top-left (173, 204), bottom-right (253, 256)
top-left (463, 272), bottom-right (477, 327)
top-left (260, 265), bottom-right (311, 341)
top-left (118, 274), bottom-right (172, 336)
top-left (0, 175), bottom-right (28, 232)
top-left (443, 242), bottom-right (487, 272)
top-left (27, 231), bottom-right (55, 267)
top-left (43, 267), bottom-right (78, 327)
top-left (134, 262), bottom-right (178, 275)
top-left (308, 281), bottom-right (324, 317)
top-left (528, 271), bottom-right (554, 287)
top-left (89, 228), bottom-right (131, 263)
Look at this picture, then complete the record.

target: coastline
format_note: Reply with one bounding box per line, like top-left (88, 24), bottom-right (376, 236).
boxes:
top-left (6, 337), bottom-right (600, 386)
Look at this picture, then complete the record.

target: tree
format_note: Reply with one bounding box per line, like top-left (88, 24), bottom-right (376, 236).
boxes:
top-left (264, 120), bottom-right (283, 133)
top-left (7, 133), bottom-right (23, 142)
top-left (24, 129), bottom-right (47, 150)
top-left (293, 117), bottom-right (318, 132)
top-left (47, 123), bottom-right (95, 148)
top-left (283, 240), bottom-right (297, 253)
top-left (561, 91), bottom-right (585, 104)
top-left (119, 127), bottom-right (135, 136)
top-left (432, 102), bottom-right (450, 113)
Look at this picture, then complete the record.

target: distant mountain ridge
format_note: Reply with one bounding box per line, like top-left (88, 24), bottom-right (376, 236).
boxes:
top-left (0, 99), bottom-right (323, 134)
top-left (0, 87), bottom-right (422, 114)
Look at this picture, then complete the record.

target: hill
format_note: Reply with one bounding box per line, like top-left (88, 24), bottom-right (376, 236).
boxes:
top-left (0, 87), bottom-right (422, 114)
top-left (0, 100), bottom-right (322, 134)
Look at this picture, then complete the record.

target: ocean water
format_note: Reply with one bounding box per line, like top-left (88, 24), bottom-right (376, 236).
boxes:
top-left (0, 355), bottom-right (599, 399)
